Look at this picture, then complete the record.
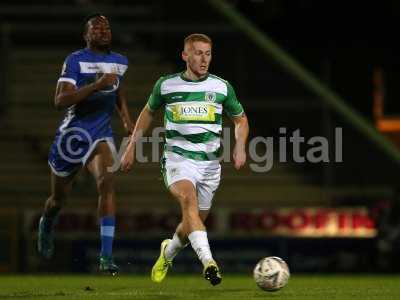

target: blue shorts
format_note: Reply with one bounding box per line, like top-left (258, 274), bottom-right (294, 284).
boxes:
top-left (48, 126), bottom-right (116, 177)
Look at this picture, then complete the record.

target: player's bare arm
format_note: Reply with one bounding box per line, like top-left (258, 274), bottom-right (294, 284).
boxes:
top-left (232, 113), bottom-right (249, 170)
top-left (120, 104), bottom-right (154, 172)
top-left (54, 73), bottom-right (117, 110)
top-left (116, 82), bottom-right (134, 134)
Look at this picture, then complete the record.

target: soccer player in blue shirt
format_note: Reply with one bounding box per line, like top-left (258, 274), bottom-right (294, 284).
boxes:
top-left (37, 13), bottom-right (133, 275)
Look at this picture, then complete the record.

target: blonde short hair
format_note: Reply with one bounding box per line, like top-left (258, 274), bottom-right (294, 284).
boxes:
top-left (184, 33), bottom-right (213, 49)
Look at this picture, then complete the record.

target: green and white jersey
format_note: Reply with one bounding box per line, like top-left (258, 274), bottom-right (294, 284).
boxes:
top-left (147, 72), bottom-right (244, 161)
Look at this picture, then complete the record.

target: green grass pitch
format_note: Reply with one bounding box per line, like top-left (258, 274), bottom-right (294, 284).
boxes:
top-left (1, 274), bottom-right (400, 299)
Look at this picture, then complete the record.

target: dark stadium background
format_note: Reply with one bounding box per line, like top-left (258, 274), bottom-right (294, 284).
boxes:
top-left (1, 0), bottom-right (400, 274)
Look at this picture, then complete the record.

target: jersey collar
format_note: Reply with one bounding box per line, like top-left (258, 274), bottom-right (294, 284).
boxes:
top-left (84, 47), bottom-right (111, 56)
top-left (180, 71), bottom-right (209, 83)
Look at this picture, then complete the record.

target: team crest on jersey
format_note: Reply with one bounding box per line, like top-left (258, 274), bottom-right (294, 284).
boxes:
top-left (205, 91), bottom-right (216, 102)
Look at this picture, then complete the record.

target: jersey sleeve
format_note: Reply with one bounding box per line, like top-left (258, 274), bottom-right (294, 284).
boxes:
top-left (58, 54), bottom-right (80, 86)
top-left (146, 77), bottom-right (164, 112)
top-left (224, 81), bottom-right (244, 117)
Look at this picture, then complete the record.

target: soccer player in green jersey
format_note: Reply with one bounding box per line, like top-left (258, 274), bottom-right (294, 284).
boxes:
top-left (121, 33), bottom-right (249, 285)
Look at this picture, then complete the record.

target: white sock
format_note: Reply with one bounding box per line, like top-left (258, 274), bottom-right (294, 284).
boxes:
top-left (164, 233), bottom-right (188, 261)
top-left (188, 230), bottom-right (214, 266)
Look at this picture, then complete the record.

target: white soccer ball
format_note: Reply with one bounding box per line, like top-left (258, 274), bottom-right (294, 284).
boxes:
top-left (253, 256), bottom-right (290, 291)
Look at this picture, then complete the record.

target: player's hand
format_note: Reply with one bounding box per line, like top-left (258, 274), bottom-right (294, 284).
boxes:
top-left (120, 144), bottom-right (135, 172)
top-left (233, 144), bottom-right (246, 170)
top-left (95, 73), bottom-right (118, 91)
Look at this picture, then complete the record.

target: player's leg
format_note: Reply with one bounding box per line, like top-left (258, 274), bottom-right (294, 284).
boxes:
top-left (152, 180), bottom-right (204, 283)
top-left (86, 141), bottom-right (118, 275)
top-left (38, 170), bottom-right (75, 258)
top-left (152, 155), bottom-right (220, 283)
top-left (163, 209), bottom-right (210, 262)
top-left (195, 174), bottom-right (222, 286)
top-left (151, 210), bottom-right (210, 283)
top-left (171, 181), bottom-right (221, 285)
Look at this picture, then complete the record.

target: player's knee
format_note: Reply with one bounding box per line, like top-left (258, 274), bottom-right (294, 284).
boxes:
top-left (181, 200), bottom-right (200, 221)
top-left (176, 190), bottom-right (196, 208)
top-left (96, 172), bottom-right (114, 193)
top-left (185, 209), bottom-right (200, 221)
top-left (50, 193), bottom-right (67, 207)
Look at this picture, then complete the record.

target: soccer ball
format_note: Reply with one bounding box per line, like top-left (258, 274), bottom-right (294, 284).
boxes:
top-left (253, 256), bottom-right (290, 291)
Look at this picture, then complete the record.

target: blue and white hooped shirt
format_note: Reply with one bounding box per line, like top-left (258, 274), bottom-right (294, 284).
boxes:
top-left (57, 47), bottom-right (128, 137)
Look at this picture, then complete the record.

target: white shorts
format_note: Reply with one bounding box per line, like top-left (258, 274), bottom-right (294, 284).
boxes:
top-left (162, 152), bottom-right (221, 210)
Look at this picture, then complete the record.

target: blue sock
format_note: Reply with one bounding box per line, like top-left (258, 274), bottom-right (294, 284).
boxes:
top-left (100, 216), bottom-right (115, 258)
